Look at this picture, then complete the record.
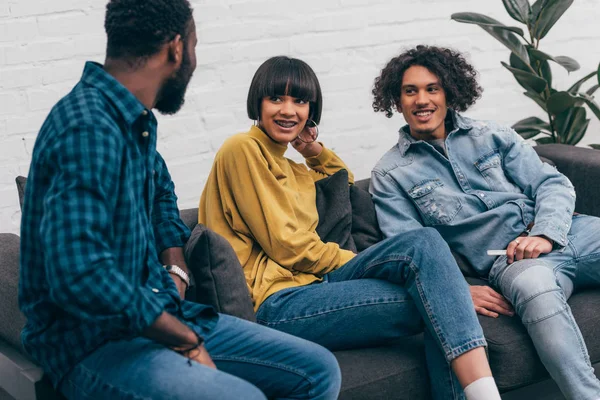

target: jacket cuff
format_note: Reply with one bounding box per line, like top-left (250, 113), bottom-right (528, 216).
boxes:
top-left (530, 221), bottom-right (569, 248)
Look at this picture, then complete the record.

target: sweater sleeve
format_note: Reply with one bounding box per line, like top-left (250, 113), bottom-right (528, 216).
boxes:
top-left (218, 139), bottom-right (355, 275)
top-left (305, 144), bottom-right (355, 184)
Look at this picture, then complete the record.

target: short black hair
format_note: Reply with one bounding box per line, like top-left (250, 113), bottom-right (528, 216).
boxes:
top-left (105, 0), bottom-right (193, 60)
top-left (247, 56), bottom-right (323, 124)
top-left (372, 45), bottom-right (482, 118)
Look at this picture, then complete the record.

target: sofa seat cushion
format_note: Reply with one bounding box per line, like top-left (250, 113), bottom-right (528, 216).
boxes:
top-left (468, 277), bottom-right (600, 391)
top-left (0, 233), bottom-right (26, 351)
top-left (184, 224), bottom-right (256, 321)
top-left (335, 335), bottom-right (429, 400)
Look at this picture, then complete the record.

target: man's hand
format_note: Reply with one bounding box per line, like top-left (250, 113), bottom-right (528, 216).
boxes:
top-left (506, 235), bottom-right (553, 264)
top-left (169, 274), bottom-right (187, 299)
top-left (187, 344), bottom-right (217, 369)
top-left (470, 286), bottom-right (514, 318)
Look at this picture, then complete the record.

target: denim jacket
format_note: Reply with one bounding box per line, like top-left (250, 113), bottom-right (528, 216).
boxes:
top-left (370, 110), bottom-right (576, 276)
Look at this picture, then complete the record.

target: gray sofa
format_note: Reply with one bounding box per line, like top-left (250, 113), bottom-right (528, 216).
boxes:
top-left (1, 144), bottom-right (600, 400)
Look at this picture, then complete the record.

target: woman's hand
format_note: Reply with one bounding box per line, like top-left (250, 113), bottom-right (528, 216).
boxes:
top-left (506, 235), bottom-right (553, 264)
top-left (292, 124), bottom-right (322, 158)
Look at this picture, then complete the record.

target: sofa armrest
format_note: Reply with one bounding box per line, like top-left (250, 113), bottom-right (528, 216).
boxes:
top-left (0, 338), bottom-right (61, 400)
top-left (0, 233), bottom-right (26, 351)
top-left (534, 144), bottom-right (600, 218)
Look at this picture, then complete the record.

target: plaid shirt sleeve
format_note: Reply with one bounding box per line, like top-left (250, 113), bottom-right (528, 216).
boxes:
top-left (40, 126), bottom-right (164, 334)
top-left (152, 152), bottom-right (191, 254)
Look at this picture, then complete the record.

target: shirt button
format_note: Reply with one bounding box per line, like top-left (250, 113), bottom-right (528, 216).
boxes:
top-left (142, 110), bottom-right (148, 116)
top-left (142, 131), bottom-right (149, 138)
top-left (152, 288), bottom-right (159, 293)
top-left (479, 193), bottom-right (485, 198)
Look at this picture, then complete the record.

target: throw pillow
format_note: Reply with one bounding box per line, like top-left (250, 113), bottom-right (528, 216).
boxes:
top-left (315, 169), bottom-right (357, 252)
top-left (184, 224), bottom-right (256, 321)
top-left (349, 184), bottom-right (383, 252)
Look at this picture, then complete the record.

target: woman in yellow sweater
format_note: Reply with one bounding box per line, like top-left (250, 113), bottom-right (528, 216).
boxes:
top-left (199, 56), bottom-right (500, 400)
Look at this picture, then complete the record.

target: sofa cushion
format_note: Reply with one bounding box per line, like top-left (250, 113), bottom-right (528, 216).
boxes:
top-left (179, 208), bottom-right (198, 231)
top-left (349, 184), bottom-right (383, 252)
top-left (0, 233), bottom-right (26, 351)
top-left (335, 335), bottom-right (429, 400)
top-left (184, 224), bottom-right (255, 321)
top-left (467, 277), bottom-right (600, 391)
top-left (315, 169), bottom-right (357, 252)
top-left (15, 176), bottom-right (27, 210)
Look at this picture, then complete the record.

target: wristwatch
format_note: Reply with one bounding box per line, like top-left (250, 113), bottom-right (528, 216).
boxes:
top-left (163, 264), bottom-right (192, 289)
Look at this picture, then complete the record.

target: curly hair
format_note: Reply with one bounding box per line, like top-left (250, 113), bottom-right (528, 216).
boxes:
top-left (105, 0), bottom-right (193, 60)
top-left (372, 45), bottom-right (482, 118)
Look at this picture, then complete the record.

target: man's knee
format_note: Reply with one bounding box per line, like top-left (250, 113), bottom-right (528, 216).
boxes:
top-left (306, 344), bottom-right (342, 398)
top-left (387, 227), bottom-right (448, 258)
top-left (502, 262), bottom-right (566, 324)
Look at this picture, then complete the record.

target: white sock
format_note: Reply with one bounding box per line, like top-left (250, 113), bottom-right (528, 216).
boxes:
top-left (464, 376), bottom-right (501, 400)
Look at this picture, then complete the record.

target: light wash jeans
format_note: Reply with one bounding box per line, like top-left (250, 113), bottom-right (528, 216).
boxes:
top-left (59, 314), bottom-right (341, 400)
top-left (256, 227), bottom-right (487, 400)
top-left (489, 214), bottom-right (600, 400)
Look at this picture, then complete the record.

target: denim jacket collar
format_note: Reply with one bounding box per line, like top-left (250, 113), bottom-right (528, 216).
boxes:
top-left (397, 109), bottom-right (473, 157)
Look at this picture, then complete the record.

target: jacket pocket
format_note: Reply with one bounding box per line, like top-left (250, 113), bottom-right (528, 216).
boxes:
top-left (408, 179), bottom-right (462, 225)
top-left (474, 150), bottom-right (520, 193)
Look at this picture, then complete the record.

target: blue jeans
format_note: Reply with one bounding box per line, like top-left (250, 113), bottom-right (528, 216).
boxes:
top-left (59, 314), bottom-right (341, 400)
top-left (257, 227), bottom-right (487, 400)
top-left (489, 214), bottom-right (600, 400)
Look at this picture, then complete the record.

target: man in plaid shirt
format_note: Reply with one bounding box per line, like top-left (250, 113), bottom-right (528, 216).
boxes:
top-left (18, 1), bottom-right (341, 399)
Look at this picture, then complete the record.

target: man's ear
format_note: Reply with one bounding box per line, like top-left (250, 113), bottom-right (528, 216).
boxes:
top-left (167, 34), bottom-right (184, 67)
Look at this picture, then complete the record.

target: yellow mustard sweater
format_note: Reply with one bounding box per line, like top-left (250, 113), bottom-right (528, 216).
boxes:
top-left (199, 126), bottom-right (356, 311)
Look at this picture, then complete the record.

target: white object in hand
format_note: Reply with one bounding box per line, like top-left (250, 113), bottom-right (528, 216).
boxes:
top-left (487, 250), bottom-right (507, 256)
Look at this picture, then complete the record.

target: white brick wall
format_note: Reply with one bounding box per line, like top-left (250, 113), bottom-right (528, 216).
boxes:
top-left (1, 0), bottom-right (600, 234)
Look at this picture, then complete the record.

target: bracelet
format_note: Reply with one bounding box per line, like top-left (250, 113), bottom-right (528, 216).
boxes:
top-left (172, 336), bottom-right (205, 366)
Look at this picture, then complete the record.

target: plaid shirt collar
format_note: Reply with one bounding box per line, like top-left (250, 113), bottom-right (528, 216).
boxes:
top-left (81, 61), bottom-right (154, 129)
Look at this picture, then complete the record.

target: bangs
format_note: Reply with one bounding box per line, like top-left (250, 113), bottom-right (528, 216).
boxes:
top-left (256, 59), bottom-right (319, 102)
top-left (247, 56), bottom-right (323, 123)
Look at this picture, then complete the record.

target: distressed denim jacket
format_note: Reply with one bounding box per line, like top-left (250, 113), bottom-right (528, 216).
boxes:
top-left (370, 110), bottom-right (576, 276)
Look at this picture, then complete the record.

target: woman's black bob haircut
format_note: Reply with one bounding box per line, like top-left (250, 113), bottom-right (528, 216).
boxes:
top-left (247, 56), bottom-right (323, 124)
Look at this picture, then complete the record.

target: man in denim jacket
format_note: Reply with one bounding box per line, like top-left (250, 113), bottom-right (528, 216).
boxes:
top-left (370, 45), bottom-right (600, 400)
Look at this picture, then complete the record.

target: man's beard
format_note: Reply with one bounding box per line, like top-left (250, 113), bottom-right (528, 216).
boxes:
top-left (155, 53), bottom-right (194, 115)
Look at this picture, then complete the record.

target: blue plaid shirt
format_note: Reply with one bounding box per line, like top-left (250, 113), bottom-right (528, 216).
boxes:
top-left (19, 62), bottom-right (217, 387)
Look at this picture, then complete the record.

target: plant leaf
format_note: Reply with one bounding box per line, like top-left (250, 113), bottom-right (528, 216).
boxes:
top-left (512, 116), bottom-right (552, 133)
top-left (451, 13), bottom-right (529, 63)
top-left (589, 144), bottom-right (600, 150)
top-left (524, 91), bottom-right (548, 111)
top-left (503, 0), bottom-right (531, 24)
top-left (510, 52), bottom-right (531, 71)
top-left (580, 94), bottom-right (600, 120)
top-left (568, 119), bottom-right (590, 145)
top-left (451, 12), bottom-right (525, 36)
top-left (518, 129), bottom-right (544, 139)
top-left (546, 91), bottom-right (583, 114)
top-left (555, 106), bottom-right (586, 145)
top-left (554, 56), bottom-right (580, 73)
top-left (532, 0), bottom-right (574, 40)
top-left (528, 49), bottom-right (580, 72)
top-left (586, 84), bottom-right (600, 96)
top-left (540, 60), bottom-right (553, 88)
top-left (536, 136), bottom-right (556, 144)
top-left (530, 0), bottom-right (549, 24)
top-left (568, 71), bottom-right (596, 94)
top-left (501, 61), bottom-right (548, 93)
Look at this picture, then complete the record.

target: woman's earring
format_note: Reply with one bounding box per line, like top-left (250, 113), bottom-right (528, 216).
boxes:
top-left (297, 119), bottom-right (319, 143)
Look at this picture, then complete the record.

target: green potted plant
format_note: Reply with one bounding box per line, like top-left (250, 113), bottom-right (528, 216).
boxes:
top-left (452, 0), bottom-right (600, 148)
